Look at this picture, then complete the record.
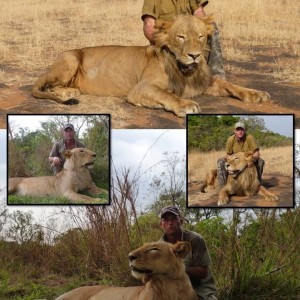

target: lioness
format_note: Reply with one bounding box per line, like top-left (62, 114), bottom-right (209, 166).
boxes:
top-left (55, 241), bottom-right (197, 300)
top-left (200, 151), bottom-right (278, 206)
top-left (32, 15), bottom-right (270, 117)
top-left (9, 148), bottom-right (105, 203)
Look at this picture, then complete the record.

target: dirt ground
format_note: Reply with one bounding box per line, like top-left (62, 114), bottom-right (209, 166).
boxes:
top-left (188, 173), bottom-right (294, 208)
top-left (0, 46), bottom-right (299, 129)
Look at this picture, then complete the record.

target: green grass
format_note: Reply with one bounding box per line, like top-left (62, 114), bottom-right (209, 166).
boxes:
top-left (0, 270), bottom-right (98, 300)
top-left (8, 191), bottom-right (109, 205)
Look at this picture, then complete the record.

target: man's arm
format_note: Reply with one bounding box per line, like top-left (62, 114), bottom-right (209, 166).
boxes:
top-left (143, 15), bottom-right (156, 43)
top-left (185, 265), bottom-right (208, 279)
top-left (253, 148), bottom-right (260, 160)
top-left (249, 135), bottom-right (260, 160)
top-left (49, 143), bottom-right (62, 167)
top-left (188, 235), bottom-right (211, 280)
top-left (142, 0), bottom-right (158, 43)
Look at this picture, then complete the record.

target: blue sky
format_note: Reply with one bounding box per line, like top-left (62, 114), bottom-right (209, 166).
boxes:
top-left (260, 115), bottom-right (294, 137)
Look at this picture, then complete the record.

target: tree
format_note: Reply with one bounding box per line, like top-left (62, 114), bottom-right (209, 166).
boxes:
top-left (5, 211), bottom-right (44, 244)
top-left (147, 152), bottom-right (186, 213)
top-left (240, 116), bottom-right (266, 132)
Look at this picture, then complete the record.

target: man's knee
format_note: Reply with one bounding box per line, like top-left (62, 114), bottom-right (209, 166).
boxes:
top-left (256, 158), bottom-right (265, 168)
top-left (217, 157), bottom-right (227, 187)
top-left (207, 23), bottom-right (226, 79)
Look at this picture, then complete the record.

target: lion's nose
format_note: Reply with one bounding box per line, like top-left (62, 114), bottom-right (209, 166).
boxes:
top-left (129, 254), bottom-right (137, 262)
top-left (187, 53), bottom-right (200, 61)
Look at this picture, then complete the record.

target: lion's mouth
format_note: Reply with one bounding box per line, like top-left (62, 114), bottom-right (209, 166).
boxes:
top-left (177, 61), bottom-right (198, 74)
top-left (84, 162), bottom-right (95, 168)
top-left (130, 266), bottom-right (153, 275)
top-left (227, 169), bottom-right (241, 177)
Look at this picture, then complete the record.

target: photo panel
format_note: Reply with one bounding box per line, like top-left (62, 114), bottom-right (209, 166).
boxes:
top-left (187, 114), bottom-right (294, 208)
top-left (7, 114), bottom-right (111, 206)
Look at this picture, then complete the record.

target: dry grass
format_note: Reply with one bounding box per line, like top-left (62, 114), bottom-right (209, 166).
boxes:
top-left (0, 0), bottom-right (145, 85)
top-left (0, 0), bottom-right (299, 86)
top-left (188, 146), bottom-right (293, 183)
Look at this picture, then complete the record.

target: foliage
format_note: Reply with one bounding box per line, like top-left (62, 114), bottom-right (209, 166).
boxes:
top-left (1, 207), bottom-right (299, 299)
top-left (188, 115), bottom-right (293, 150)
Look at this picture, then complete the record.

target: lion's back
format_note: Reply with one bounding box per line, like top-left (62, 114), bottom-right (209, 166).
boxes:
top-left (71, 45), bottom-right (153, 96)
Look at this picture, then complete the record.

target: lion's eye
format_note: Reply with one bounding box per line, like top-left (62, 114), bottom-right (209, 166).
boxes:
top-left (148, 247), bottom-right (160, 253)
top-left (177, 35), bottom-right (185, 41)
top-left (199, 35), bottom-right (204, 41)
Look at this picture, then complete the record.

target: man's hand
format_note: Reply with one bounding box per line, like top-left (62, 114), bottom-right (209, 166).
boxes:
top-left (194, 6), bottom-right (206, 17)
top-left (143, 15), bottom-right (156, 43)
top-left (52, 156), bottom-right (62, 166)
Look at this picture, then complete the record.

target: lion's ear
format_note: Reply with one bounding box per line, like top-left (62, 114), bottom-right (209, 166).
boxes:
top-left (173, 242), bottom-right (191, 259)
top-left (155, 19), bottom-right (173, 33)
top-left (201, 14), bottom-right (214, 35)
top-left (153, 19), bottom-right (172, 46)
top-left (64, 150), bottom-right (72, 158)
top-left (244, 151), bottom-right (254, 159)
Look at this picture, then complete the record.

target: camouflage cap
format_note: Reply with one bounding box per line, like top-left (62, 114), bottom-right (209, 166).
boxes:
top-left (160, 206), bottom-right (181, 218)
top-left (235, 121), bottom-right (245, 130)
top-left (63, 124), bottom-right (74, 131)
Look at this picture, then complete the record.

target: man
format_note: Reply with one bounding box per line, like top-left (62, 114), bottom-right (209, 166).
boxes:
top-left (217, 121), bottom-right (265, 188)
top-left (49, 124), bottom-right (85, 174)
top-left (159, 206), bottom-right (218, 300)
top-left (141, 0), bottom-right (226, 79)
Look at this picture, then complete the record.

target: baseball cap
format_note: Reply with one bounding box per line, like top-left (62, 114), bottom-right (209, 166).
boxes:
top-left (63, 124), bottom-right (74, 131)
top-left (235, 121), bottom-right (245, 130)
top-left (160, 206), bottom-right (181, 218)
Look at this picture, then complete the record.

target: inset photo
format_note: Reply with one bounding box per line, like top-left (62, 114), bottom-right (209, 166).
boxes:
top-left (7, 114), bottom-right (110, 205)
top-left (187, 114), bottom-right (294, 208)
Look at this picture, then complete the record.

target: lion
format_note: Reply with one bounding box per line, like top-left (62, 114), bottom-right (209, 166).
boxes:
top-left (8, 148), bottom-right (106, 203)
top-left (200, 151), bottom-right (279, 206)
top-left (55, 241), bottom-right (197, 300)
top-left (32, 15), bottom-right (270, 117)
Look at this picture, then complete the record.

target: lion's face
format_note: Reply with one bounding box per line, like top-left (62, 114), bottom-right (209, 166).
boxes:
top-left (225, 151), bottom-right (254, 178)
top-left (64, 148), bottom-right (96, 169)
top-left (155, 15), bottom-right (214, 74)
top-left (128, 241), bottom-right (191, 281)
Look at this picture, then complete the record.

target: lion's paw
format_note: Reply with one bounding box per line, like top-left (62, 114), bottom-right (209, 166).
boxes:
top-left (217, 197), bottom-right (230, 206)
top-left (244, 90), bottom-right (271, 103)
top-left (265, 194), bottom-right (279, 202)
top-left (175, 100), bottom-right (201, 117)
top-left (53, 87), bottom-right (81, 101)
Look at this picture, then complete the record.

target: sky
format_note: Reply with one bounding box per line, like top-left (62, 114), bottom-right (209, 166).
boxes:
top-left (260, 115), bottom-right (294, 137)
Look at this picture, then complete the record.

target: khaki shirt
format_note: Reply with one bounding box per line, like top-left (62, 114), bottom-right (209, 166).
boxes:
top-left (49, 139), bottom-right (85, 173)
top-left (161, 229), bottom-right (217, 300)
top-left (225, 133), bottom-right (258, 155)
top-left (142, 0), bottom-right (208, 20)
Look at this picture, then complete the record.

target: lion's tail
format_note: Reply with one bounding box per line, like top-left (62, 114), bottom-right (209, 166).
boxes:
top-left (200, 169), bottom-right (218, 193)
top-left (32, 75), bottom-right (67, 104)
